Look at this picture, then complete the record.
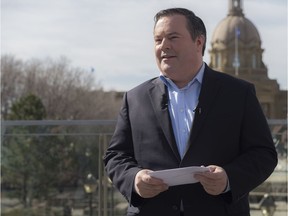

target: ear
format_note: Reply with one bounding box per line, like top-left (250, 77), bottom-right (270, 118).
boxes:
top-left (196, 35), bottom-right (204, 49)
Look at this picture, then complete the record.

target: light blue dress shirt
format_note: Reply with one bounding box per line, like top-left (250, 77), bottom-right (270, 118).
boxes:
top-left (160, 63), bottom-right (205, 158)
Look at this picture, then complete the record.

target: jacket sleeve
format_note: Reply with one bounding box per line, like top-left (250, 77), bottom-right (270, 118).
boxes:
top-left (103, 92), bottom-right (142, 206)
top-left (223, 84), bottom-right (278, 203)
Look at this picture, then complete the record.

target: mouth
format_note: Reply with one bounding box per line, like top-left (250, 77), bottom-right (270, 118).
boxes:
top-left (161, 55), bottom-right (176, 60)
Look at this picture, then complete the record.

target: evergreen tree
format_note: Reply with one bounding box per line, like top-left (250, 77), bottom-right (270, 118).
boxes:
top-left (8, 94), bottom-right (46, 120)
top-left (1, 94), bottom-right (59, 208)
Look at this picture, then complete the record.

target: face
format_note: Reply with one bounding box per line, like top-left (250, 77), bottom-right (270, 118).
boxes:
top-left (154, 15), bottom-right (204, 88)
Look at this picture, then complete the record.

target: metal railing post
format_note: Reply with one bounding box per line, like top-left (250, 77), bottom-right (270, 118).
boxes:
top-left (103, 135), bottom-right (108, 216)
top-left (98, 135), bottom-right (103, 216)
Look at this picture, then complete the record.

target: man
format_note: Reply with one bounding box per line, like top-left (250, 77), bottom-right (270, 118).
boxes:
top-left (104, 8), bottom-right (277, 216)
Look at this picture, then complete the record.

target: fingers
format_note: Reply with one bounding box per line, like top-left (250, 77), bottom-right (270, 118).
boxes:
top-left (134, 166), bottom-right (228, 197)
top-left (195, 165), bottom-right (228, 195)
top-left (134, 169), bottom-right (169, 198)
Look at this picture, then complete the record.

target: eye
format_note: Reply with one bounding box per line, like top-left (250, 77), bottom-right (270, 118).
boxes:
top-left (154, 38), bottom-right (162, 44)
top-left (169, 36), bottom-right (179, 40)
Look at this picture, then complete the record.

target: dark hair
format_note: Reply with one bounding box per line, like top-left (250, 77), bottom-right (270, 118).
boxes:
top-left (154, 8), bottom-right (206, 56)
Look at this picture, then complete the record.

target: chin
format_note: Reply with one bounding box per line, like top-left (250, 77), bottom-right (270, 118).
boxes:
top-left (161, 63), bottom-right (174, 72)
top-left (161, 68), bottom-right (176, 76)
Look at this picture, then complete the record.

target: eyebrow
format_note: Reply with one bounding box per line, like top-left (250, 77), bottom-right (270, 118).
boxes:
top-left (154, 32), bottom-right (181, 38)
top-left (167, 32), bottom-right (181, 36)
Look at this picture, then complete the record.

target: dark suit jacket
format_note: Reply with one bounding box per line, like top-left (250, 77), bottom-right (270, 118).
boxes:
top-left (104, 65), bottom-right (277, 216)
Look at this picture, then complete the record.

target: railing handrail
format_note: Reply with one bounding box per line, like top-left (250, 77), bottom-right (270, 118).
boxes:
top-left (1, 119), bottom-right (117, 126)
top-left (1, 119), bottom-right (286, 126)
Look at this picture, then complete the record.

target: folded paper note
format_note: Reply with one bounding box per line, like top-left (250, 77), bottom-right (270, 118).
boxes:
top-left (148, 166), bottom-right (210, 186)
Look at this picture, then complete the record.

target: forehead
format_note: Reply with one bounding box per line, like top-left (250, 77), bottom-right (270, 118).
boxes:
top-left (154, 15), bottom-right (188, 35)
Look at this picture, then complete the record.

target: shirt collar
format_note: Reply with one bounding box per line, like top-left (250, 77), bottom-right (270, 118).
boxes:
top-left (160, 62), bottom-right (205, 90)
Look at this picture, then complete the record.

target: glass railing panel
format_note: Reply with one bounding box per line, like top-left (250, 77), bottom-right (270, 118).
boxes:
top-left (1, 120), bottom-right (287, 216)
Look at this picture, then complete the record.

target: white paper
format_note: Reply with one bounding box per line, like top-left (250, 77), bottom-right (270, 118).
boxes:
top-left (148, 166), bottom-right (210, 186)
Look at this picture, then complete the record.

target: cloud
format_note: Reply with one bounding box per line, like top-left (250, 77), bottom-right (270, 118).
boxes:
top-left (2, 0), bottom-right (287, 91)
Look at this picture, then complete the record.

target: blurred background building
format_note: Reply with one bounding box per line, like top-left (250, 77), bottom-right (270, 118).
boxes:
top-left (209, 0), bottom-right (287, 119)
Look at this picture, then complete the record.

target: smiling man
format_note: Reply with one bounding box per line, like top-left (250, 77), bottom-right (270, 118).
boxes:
top-left (104, 8), bottom-right (277, 216)
top-left (154, 13), bottom-right (204, 88)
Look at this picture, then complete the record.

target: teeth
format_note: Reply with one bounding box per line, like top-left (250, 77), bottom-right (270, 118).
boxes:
top-left (161, 53), bottom-right (174, 58)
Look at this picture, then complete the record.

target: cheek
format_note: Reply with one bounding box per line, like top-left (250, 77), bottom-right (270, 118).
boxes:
top-left (181, 47), bottom-right (196, 62)
top-left (155, 45), bottom-right (160, 54)
top-left (155, 47), bottom-right (161, 62)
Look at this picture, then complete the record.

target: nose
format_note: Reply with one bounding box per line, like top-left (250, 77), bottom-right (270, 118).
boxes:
top-left (159, 38), bottom-right (171, 51)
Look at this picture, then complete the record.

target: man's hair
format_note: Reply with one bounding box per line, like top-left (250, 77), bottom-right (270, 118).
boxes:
top-left (154, 8), bottom-right (207, 56)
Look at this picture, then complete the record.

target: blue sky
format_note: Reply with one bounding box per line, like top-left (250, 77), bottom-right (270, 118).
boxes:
top-left (2, 0), bottom-right (287, 91)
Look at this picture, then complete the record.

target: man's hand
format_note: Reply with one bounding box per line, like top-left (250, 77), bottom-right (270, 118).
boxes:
top-left (194, 165), bottom-right (228, 195)
top-left (134, 169), bottom-right (169, 198)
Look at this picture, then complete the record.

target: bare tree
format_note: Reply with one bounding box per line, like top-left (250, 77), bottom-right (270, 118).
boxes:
top-left (1, 55), bottom-right (25, 118)
top-left (1, 55), bottom-right (121, 120)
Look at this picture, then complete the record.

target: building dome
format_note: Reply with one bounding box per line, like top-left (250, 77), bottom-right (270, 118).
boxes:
top-left (211, 0), bottom-right (261, 47)
top-left (209, 0), bottom-right (265, 73)
top-left (208, 0), bottom-right (287, 119)
top-left (211, 15), bottom-right (261, 46)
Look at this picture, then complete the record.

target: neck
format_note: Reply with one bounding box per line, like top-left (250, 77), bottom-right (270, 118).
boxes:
top-left (174, 62), bottom-right (204, 88)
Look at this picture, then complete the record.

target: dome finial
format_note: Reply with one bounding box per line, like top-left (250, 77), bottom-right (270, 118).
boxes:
top-left (228, 0), bottom-right (244, 16)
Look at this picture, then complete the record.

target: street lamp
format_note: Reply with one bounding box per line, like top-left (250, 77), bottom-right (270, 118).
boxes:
top-left (259, 193), bottom-right (276, 216)
top-left (83, 173), bottom-right (97, 216)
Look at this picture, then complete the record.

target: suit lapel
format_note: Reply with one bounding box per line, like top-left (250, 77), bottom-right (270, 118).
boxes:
top-left (186, 67), bottom-right (222, 152)
top-left (147, 67), bottom-right (222, 161)
top-left (148, 78), bottom-right (181, 161)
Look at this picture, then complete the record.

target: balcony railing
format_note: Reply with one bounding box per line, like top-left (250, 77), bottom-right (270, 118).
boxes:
top-left (1, 119), bottom-right (287, 216)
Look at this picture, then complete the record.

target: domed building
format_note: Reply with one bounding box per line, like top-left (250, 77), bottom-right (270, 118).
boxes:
top-left (209, 0), bottom-right (287, 119)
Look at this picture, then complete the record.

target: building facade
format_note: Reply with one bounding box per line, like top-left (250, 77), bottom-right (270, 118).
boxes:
top-left (209, 0), bottom-right (287, 119)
